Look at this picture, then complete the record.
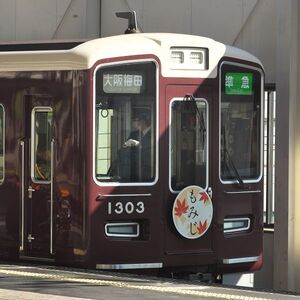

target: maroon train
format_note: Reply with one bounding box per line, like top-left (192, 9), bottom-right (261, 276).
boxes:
top-left (0, 29), bottom-right (264, 279)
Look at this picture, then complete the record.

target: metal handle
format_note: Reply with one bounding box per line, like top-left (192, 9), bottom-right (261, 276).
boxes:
top-left (20, 141), bottom-right (25, 251)
top-left (223, 190), bottom-right (261, 195)
top-left (50, 139), bottom-right (54, 255)
top-left (207, 187), bottom-right (213, 198)
top-left (27, 233), bottom-right (35, 243)
top-left (28, 185), bottom-right (35, 199)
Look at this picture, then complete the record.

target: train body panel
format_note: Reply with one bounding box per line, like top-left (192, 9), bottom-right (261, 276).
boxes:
top-left (0, 70), bottom-right (87, 261)
top-left (0, 32), bottom-right (264, 278)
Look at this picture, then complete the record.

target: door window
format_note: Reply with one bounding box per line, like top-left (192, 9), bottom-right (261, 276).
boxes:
top-left (170, 99), bottom-right (208, 191)
top-left (31, 108), bottom-right (53, 182)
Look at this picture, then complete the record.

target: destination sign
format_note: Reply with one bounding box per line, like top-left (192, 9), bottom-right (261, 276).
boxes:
top-left (103, 72), bottom-right (144, 94)
top-left (225, 72), bottom-right (253, 96)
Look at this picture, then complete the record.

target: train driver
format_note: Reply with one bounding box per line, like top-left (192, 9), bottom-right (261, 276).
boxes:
top-left (123, 111), bottom-right (152, 181)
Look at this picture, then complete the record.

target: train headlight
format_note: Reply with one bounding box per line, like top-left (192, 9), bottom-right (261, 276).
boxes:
top-left (105, 222), bottom-right (139, 238)
top-left (170, 47), bottom-right (208, 70)
top-left (223, 217), bottom-right (251, 234)
top-left (190, 51), bottom-right (204, 65)
top-left (170, 50), bottom-right (184, 64)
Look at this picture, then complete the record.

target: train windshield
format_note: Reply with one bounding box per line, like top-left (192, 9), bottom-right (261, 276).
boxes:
top-left (220, 63), bottom-right (262, 182)
top-left (170, 99), bottom-right (208, 191)
top-left (95, 61), bottom-right (156, 183)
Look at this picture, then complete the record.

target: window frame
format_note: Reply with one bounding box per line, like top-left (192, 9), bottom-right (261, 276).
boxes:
top-left (219, 61), bottom-right (264, 185)
top-left (93, 59), bottom-right (159, 187)
top-left (31, 106), bottom-right (53, 184)
top-left (169, 97), bottom-right (209, 193)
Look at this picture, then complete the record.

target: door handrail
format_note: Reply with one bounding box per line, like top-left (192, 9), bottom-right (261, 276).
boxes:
top-left (19, 140), bottom-right (25, 252)
top-left (50, 138), bottom-right (55, 255)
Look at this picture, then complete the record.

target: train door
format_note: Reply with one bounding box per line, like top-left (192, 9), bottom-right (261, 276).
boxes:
top-left (20, 95), bottom-right (54, 259)
top-left (165, 85), bottom-right (214, 258)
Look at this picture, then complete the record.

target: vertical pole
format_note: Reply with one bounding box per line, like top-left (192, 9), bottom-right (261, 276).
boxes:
top-left (50, 139), bottom-right (54, 255)
top-left (274, 0), bottom-right (299, 292)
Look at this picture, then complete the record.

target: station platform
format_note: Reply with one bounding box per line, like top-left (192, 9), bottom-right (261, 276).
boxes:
top-left (0, 262), bottom-right (298, 300)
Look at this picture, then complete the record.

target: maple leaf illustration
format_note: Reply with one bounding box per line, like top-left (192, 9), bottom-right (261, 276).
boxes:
top-left (197, 220), bottom-right (208, 234)
top-left (174, 198), bottom-right (189, 217)
top-left (200, 192), bottom-right (209, 204)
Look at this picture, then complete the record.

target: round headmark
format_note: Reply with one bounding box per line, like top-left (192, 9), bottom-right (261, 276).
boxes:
top-left (172, 185), bottom-right (213, 239)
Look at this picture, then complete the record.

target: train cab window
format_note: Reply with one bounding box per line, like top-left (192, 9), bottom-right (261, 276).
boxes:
top-left (170, 99), bottom-right (208, 191)
top-left (31, 108), bottom-right (53, 182)
top-left (95, 62), bottom-right (156, 184)
top-left (0, 105), bottom-right (4, 183)
top-left (220, 63), bottom-right (262, 182)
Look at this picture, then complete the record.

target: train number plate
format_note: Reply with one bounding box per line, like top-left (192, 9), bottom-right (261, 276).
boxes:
top-left (108, 201), bottom-right (145, 215)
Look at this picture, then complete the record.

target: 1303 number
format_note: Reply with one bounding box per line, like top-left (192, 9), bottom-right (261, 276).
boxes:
top-left (108, 201), bottom-right (145, 215)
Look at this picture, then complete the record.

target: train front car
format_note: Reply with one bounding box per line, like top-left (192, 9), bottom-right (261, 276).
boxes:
top-left (84, 33), bottom-right (264, 279)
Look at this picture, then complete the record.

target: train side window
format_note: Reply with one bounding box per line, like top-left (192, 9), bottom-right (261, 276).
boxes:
top-left (31, 108), bottom-right (53, 182)
top-left (170, 99), bottom-right (208, 191)
top-left (220, 63), bottom-right (262, 183)
top-left (0, 105), bottom-right (4, 183)
top-left (95, 61), bottom-right (157, 184)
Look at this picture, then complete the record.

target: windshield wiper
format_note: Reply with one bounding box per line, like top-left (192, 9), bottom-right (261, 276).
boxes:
top-left (221, 125), bottom-right (245, 188)
top-left (183, 94), bottom-right (206, 148)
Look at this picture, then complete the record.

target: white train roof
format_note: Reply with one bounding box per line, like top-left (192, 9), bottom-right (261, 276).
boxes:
top-left (0, 33), bottom-right (262, 78)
